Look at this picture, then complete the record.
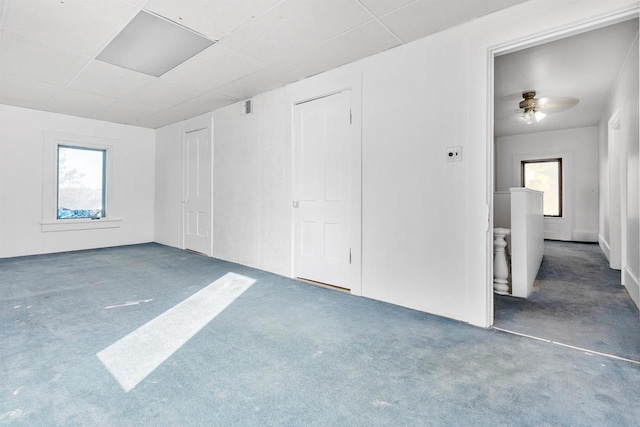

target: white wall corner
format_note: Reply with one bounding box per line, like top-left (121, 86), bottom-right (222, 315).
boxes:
top-left (623, 266), bottom-right (640, 308)
top-left (599, 234), bottom-right (611, 261)
top-left (572, 229), bottom-right (599, 242)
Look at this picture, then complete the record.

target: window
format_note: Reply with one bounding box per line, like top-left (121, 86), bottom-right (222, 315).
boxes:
top-left (57, 145), bottom-right (106, 219)
top-left (522, 159), bottom-right (562, 217)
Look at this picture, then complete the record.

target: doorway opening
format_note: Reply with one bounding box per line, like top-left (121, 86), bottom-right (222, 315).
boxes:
top-left (183, 126), bottom-right (212, 257)
top-left (489, 16), bottom-right (640, 362)
top-left (288, 74), bottom-right (363, 296)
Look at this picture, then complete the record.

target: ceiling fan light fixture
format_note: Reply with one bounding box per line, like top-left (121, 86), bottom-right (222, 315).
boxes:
top-left (518, 107), bottom-right (546, 125)
top-left (534, 110), bottom-right (546, 122)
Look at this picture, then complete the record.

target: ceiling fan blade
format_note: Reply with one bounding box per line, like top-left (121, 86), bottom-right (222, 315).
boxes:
top-left (537, 97), bottom-right (579, 113)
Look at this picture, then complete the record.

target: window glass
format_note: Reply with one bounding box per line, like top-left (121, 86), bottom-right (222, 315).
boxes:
top-left (57, 146), bottom-right (106, 219)
top-left (522, 159), bottom-right (561, 217)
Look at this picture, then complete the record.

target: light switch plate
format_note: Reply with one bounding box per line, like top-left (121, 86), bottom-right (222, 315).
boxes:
top-left (446, 146), bottom-right (462, 162)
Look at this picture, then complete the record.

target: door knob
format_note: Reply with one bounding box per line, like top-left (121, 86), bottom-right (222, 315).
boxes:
top-left (292, 200), bottom-right (299, 208)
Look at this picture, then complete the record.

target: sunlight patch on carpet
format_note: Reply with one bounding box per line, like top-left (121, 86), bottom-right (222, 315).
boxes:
top-left (97, 272), bottom-right (255, 392)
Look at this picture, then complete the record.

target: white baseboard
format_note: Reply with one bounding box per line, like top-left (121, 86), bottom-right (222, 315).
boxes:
top-left (598, 234), bottom-right (610, 261)
top-left (623, 266), bottom-right (640, 309)
top-left (572, 229), bottom-right (598, 242)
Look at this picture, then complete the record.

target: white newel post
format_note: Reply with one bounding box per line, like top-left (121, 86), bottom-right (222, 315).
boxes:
top-left (493, 227), bottom-right (511, 295)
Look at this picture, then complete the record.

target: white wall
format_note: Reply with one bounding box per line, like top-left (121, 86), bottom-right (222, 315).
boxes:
top-left (0, 105), bottom-right (155, 258)
top-left (153, 113), bottom-right (213, 250)
top-left (599, 33), bottom-right (639, 307)
top-left (152, 0), bottom-right (639, 326)
top-left (510, 188), bottom-right (544, 298)
top-left (496, 127), bottom-right (600, 242)
top-left (154, 123), bottom-right (182, 248)
top-left (212, 91), bottom-right (290, 277)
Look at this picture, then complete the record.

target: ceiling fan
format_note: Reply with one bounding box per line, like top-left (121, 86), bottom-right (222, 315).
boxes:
top-left (518, 91), bottom-right (579, 124)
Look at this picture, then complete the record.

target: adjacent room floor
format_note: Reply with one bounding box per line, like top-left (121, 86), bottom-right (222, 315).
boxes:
top-left (2, 243), bottom-right (640, 426)
top-left (494, 240), bottom-right (640, 362)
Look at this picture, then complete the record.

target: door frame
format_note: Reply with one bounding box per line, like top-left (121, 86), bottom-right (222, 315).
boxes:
top-left (287, 72), bottom-right (363, 296)
top-left (608, 109), bottom-right (626, 275)
top-left (484, 7), bottom-right (639, 326)
top-left (181, 113), bottom-right (214, 257)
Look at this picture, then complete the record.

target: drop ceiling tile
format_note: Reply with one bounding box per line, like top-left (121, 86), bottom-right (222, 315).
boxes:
top-left (215, 67), bottom-right (300, 100)
top-left (145, 0), bottom-right (281, 41)
top-left (69, 60), bottom-right (157, 99)
top-left (44, 89), bottom-right (119, 117)
top-left (161, 45), bottom-right (267, 91)
top-left (380, 0), bottom-right (526, 43)
top-left (0, 75), bottom-right (62, 108)
top-left (0, 31), bottom-right (90, 86)
top-left (90, 100), bottom-right (161, 124)
top-left (132, 91), bottom-right (238, 129)
top-left (282, 21), bottom-right (400, 78)
top-left (3, 0), bottom-right (138, 58)
top-left (221, 0), bottom-right (373, 63)
top-left (130, 109), bottom-right (189, 129)
top-left (358, 0), bottom-right (418, 17)
top-left (168, 91), bottom-right (238, 120)
top-left (122, 0), bottom-right (149, 7)
top-left (124, 80), bottom-right (203, 108)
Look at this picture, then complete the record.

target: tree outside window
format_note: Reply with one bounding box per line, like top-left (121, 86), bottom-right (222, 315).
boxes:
top-left (57, 146), bottom-right (106, 219)
top-left (522, 159), bottom-right (562, 217)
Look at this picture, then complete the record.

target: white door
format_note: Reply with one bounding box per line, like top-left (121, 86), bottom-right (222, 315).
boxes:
top-left (294, 91), bottom-right (351, 289)
top-left (184, 128), bottom-right (212, 256)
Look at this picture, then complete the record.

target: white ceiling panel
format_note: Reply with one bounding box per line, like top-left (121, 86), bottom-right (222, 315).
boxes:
top-left (0, 0), bottom-right (532, 128)
top-left (145, 0), bottom-right (282, 41)
top-left (282, 21), bottom-right (400, 78)
top-left (0, 75), bottom-right (61, 109)
top-left (124, 80), bottom-right (203, 108)
top-left (380, 0), bottom-right (526, 43)
top-left (90, 100), bottom-right (161, 124)
top-left (3, 0), bottom-right (138, 58)
top-left (215, 67), bottom-right (301, 100)
top-left (0, 31), bottom-right (90, 86)
top-left (221, 0), bottom-right (373, 63)
top-left (162, 91), bottom-right (238, 122)
top-left (68, 60), bottom-right (157, 99)
top-left (358, 0), bottom-right (418, 17)
top-left (122, 0), bottom-right (149, 8)
top-left (130, 108), bottom-right (192, 129)
top-left (43, 89), bottom-right (118, 117)
top-left (161, 45), bottom-right (267, 91)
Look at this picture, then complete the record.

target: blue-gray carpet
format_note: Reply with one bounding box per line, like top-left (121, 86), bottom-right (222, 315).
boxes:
top-left (495, 240), bottom-right (640, 361)
top-left (2, 243), bottom-right (640, 426)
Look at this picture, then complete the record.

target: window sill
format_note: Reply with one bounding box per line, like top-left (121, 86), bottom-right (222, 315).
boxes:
top-left (41, 218), bottom-right (122, 233)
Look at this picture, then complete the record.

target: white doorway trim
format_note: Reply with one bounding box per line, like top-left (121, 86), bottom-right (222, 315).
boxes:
top-left (608, 109), bottom-right (626, 274)
top-left (286, 72), bottom-right (363, 296)
top-left (485, 7), bottom-right (639, 327)
top-left (181, 113), bottom-right (214, 257)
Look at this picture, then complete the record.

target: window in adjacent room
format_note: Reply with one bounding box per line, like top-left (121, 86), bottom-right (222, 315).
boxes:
top-left (57, 145), bottom-right (106, 219)
top-left (521, 158), bottom-right (562, 217)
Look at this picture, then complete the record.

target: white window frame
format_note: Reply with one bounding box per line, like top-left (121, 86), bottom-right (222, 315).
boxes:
top-left (521, 158), bottom-right (563, 217)
top-left (42, 131), bottom-right (121, 232)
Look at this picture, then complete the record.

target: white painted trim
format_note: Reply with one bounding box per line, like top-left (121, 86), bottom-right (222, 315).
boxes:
top-left (599, 234), bottom-right (611, 261)
top-left (286, 72), bottom-right (363, 296)
top-left (485, 5), bottom-right (640, 328)
top-left (624, 266), bottom-right (640, 308)
top-left (180, 112), bottom-right (214, 255)
top-left (572, 229), bottom-right (598, 242)
top-left (608, 108), bottom-right (624, 271)
top-left (41, 218), bottom-right (122, 232)
top-left (42, 131), bottom-right (118, 229)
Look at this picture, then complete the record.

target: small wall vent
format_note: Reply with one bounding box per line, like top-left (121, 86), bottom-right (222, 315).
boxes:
top-left (242, 99), bottom-right (253, 115)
